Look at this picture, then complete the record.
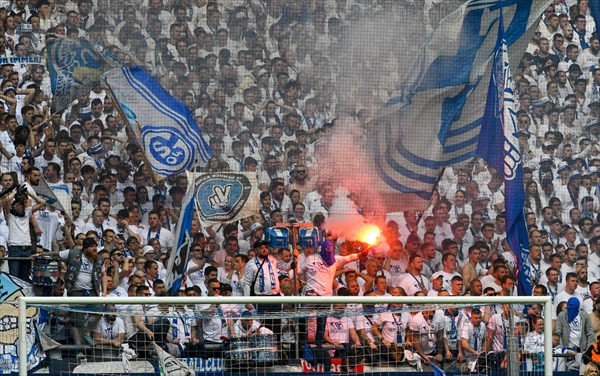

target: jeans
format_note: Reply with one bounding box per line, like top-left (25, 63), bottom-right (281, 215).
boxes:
top-left (8, 245), bottom-right (31, 282)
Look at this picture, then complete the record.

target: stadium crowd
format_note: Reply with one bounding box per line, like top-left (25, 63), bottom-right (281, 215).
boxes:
top-left (2, 0), bottom-right (600, 373)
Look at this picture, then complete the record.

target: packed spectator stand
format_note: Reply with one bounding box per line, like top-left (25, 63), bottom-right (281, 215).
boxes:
top-left (1, 0), bottom-right (600, 374)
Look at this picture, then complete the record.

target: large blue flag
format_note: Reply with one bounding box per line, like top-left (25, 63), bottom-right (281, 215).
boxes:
top-left (370, 0), bottom-right (550, 210)
top-left (590, 0), bottom-right (600, 31)
top-left (104, 66), bottom-right (211, 177)
top-left (47, 38), bottom-right (115, 111)
top-left (477, 10), bottom-right (532, 296)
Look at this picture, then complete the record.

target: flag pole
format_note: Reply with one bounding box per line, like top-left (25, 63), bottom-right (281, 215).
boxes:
top-left (418, 166), bottom-right (447, 225)
top-left (102, 76), bottom-right (162, 188)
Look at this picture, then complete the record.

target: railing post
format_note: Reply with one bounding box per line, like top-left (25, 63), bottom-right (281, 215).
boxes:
top-left (544, 298), bottom-right (553, 376)
top-left (18, 297), bottom-right (27, 376)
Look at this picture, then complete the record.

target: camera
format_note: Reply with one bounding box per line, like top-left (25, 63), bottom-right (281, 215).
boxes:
top-left (13, 184), bottom-right (28, 205)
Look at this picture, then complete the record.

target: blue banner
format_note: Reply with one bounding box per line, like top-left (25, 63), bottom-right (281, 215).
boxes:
top-left (590, 0), bottom-right (600, 32)
top-left (374, 0), bottom-right (549, 209)
top-left (477, 10), bottom-right (532, 296)
top-left (164, 179), bottom-right (195, 289)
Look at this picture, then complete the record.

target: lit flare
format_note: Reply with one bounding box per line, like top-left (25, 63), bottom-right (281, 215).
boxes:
top-left (359, 224), bottom-right (381, 246)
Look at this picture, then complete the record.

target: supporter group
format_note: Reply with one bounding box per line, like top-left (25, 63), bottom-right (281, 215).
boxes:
top-left (3, 0), bottom-right (600, 373)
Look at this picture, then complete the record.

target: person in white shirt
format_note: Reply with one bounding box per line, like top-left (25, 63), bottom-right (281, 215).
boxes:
top-left (233, 311), bottom-right (273, 338)
top-left (397, 254), bottom-right (432, 296)
top-left (199, 279), bottom-right (233, 358)
top-left (244, 241), bottom-right (282, 337)
top-left (324, 303), bottom-right (360, 371)
top-left (140, 210), bottom-right (175, 252)
top-left (486, 304), bottom-right (520, 353)
top-left (372, 289), bottom-right (411, 363)
top-left (166, 302), bottom-right (201, 358)
top-left (406, 308), bottom-right (445, 363)
top-left (438, 252), bottom-right (462, 291)
top-left (299, 230), bottom-right (366, 345)
top-left (460, 308), bottom-right (486, 370)
top-left (554, 273), bottom-right (582, 320)
top-left (92, 306), bottom-right (126, 359)
top-left (523, 316), bottom-right (545, 371)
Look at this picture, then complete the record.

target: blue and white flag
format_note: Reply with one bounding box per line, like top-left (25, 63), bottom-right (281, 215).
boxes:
top-left (47, 38), bottom-right (114, 111)
top-left (477, 10), bottom-right (531, 296)
top-left (164, 173), bottom-right (195, 289)
top-left (371, 0), bottom-right (550, 210)
top-left (428, 362), bottom-right (446, 376)
top-left (0, 272), bottom-right (44, 374)
top-left (103, 67), bottom-right (211, 177)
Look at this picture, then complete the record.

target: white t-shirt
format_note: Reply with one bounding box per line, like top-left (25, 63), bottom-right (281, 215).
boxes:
top-left (576, 285), bottom-right (594, 314)
top-left (7, 206), bottom-right (32, 246)
top-left (233, 319), bottom-right (270, 337)
top-left (354, 315), bottom-right (376, 343)
top-left (300, 253), bottom-right (359, 296)
top-left (201, 307), bottom-right (229, 342)
top-left (373, 311), bottom-right (409, 343)
top-left (439, 270), bottom-right (461, 291)
top-left (326, 315), bottom-right (355, 344)
top-left (553, 291), bottom-right (580, 319)
top-left (398, 273), bottom-right (432, 296)
top-left (408, 312), bottom-right (444, 355)
top-left (524, 331), bottom-right (544, 354)
top-left (94, 316), bottom-right (125, 340)
top-left (460, 321), bottom-right (486, 357)
top-left (387, 257), bottom-right (408, 278)
top-left (568, 314), bottom-right (582, 349)
top-left (35, 209), bottom-right (64, 251)
top-left (141, 227), bottom-right (175, 251)
top-left (169, 307), bottom-right (197, 344)
top-left (487, 313), bottom-right (519, 352)
top-left (186, 259), bottom-right (206, 288)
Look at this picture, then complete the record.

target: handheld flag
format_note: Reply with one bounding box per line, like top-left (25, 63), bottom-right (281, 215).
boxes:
top-left (30, 177), bottom-right (72, 219)
top-left (164, 174), bottom-right (195, 288)
top-left (47, 38), bottom-right (114, 111)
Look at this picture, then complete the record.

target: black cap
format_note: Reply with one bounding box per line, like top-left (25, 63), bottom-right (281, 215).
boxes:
top-left (82, 237), bottom-right (98, 249)
top-left (253, 240), bottom-right (269, 249)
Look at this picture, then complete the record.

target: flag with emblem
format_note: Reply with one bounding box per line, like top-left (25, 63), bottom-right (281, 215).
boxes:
top-left (193, 172), bottom-right (259, 224)
top-left (103, 66), bottom-right (211, 177)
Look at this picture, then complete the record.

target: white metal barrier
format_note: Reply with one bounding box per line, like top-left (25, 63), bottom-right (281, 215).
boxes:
top-left (18, 295), bottom-right (553, 376)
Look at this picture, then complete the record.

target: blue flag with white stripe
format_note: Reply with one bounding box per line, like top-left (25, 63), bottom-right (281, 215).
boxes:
top-left (104, 66), bottom-right (211, 177)
top-left (477, 10), bottom-right (532, 296)
top-left (372, 0), bottom-right (549, 210)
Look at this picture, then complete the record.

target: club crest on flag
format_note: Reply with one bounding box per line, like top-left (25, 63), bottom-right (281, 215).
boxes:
top-left (141, 126), bottom-right (191, 172)
top-left (195, 173), bottom-right (252, 222)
